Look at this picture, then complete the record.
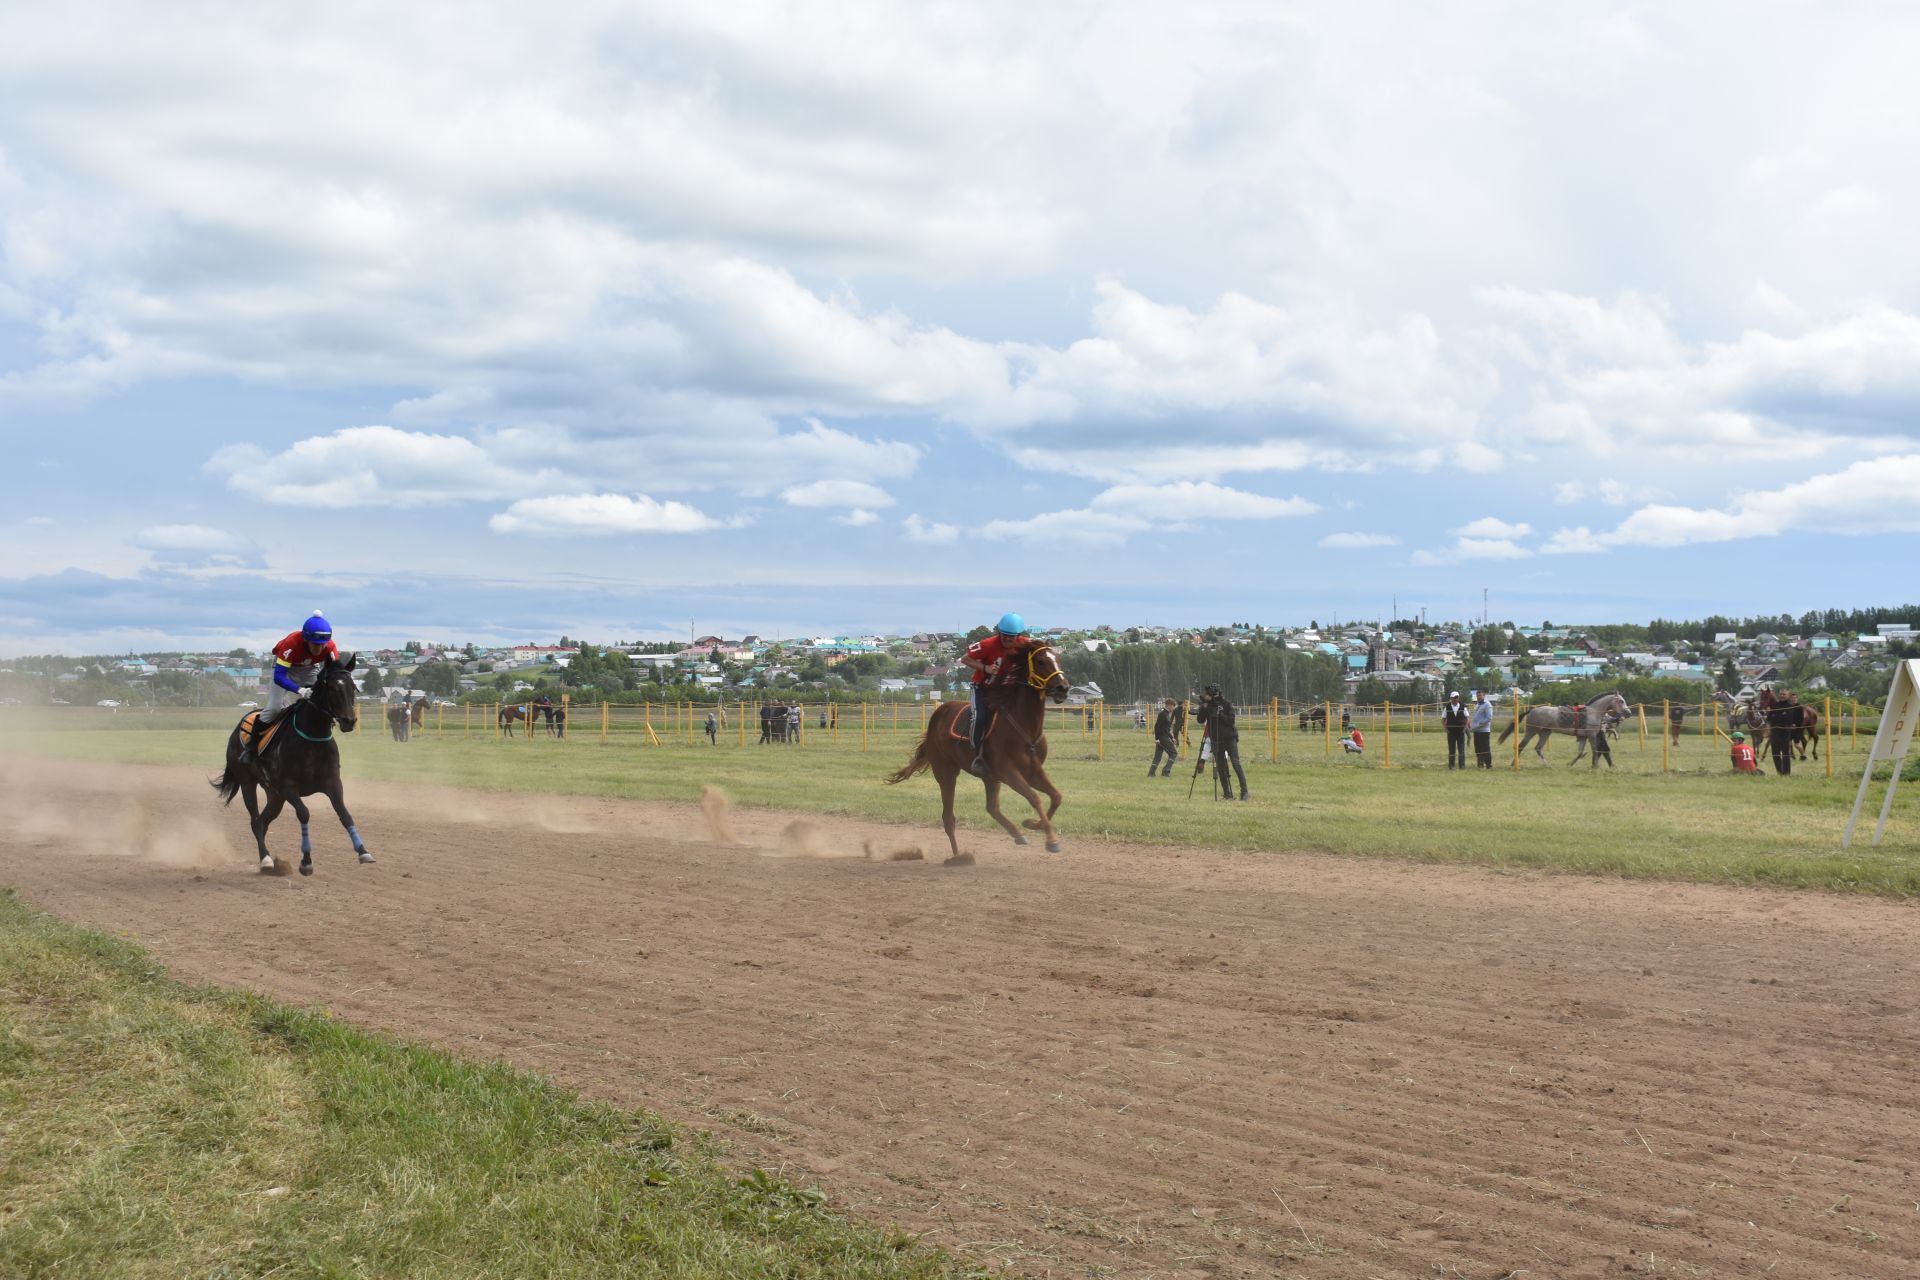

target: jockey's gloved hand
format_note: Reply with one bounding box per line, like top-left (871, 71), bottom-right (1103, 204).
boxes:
top-left (295, 686), bottom-right (313, 700)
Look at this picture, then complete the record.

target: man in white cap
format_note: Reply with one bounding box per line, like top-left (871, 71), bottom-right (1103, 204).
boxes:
top-left (1441, 689), bottom-right (1470, 769)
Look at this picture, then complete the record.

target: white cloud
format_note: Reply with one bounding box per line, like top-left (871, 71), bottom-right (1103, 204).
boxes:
top-left (1089, 481), bottom-right (1317, 520)
top-left (1545, 454), bottom-right (1920, 552)
top-left (902, 514), bottom-right (958, 544)
top-left (782, 479), bottom-right (895, 509)
top-left (135, 524), bottom-right (243, 552)
top-left (488, 493), bottom-right (735, 537)
top-left (1455, 517), bottom-right (1533, 540)
top-left (132, 523), bottom-right (263, 568)
top-left (982, 508), bottom-right (1151, 548)
top-left (1319, 532), bottom-right (1400, 549)
top-left (208, 426), bottom-right (562, 509)
top-left (24, 516), bottom-right (55, 526)
top-left (834, 508), bottom-right (880, 527)
top-left (985, 481), bottom-right (1316, 548)
top-left (1412, 516), bottom-right (1538, 565)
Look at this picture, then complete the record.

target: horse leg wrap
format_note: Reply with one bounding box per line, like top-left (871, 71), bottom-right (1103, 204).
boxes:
top-left (299, 822), bottom-right (311, 855)
top-left (347, 824), bottom-right (365, 851)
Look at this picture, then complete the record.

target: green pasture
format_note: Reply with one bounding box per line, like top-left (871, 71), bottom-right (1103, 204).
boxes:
top-left (4, 702), bottom-right (1917, 894)
top-left (0, 890), bottom-right (976, 1280)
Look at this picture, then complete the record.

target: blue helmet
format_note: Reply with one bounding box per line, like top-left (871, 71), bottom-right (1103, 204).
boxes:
top-left (302, 612), bottom-right (333, 646)
top-left (996, 611), bottom-right (1028, 637)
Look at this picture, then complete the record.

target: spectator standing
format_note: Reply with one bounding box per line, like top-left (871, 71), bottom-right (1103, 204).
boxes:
top-left (705, 711), bottom-right (718, 745)
top-left (758, 703), bottom-right (773, 744)
top-left (1149, 699), bottom-right (1179, 777)
top-left (787, 704), bottom-right (801, 743)
top-left (1196, 685), bottom-right (1248, 800)
top-left (1766, 702), bottom-right (1796, 774)
top-left (1441, 691), bottom-right (1469, 769)
top-left (1471, 691), bottom-right (1494, 768)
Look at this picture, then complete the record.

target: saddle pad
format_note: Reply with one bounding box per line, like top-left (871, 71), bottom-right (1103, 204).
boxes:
top-left (239, 709), bottom-right (289, 755)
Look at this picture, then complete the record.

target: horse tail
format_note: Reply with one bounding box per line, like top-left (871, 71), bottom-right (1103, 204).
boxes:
top-left (885, 733), bottom-right (933, 785)
top-left (1496, 720), bottom-right (1515, 744)
top-left (210, 725), bottom-right (245, 803)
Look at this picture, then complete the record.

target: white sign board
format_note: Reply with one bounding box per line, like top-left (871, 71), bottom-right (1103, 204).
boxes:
top-left (1843, 658), bottom-right (1920, 848)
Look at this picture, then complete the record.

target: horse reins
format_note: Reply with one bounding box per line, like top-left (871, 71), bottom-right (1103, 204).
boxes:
top-left (292, 676), bottom-right (347, 742)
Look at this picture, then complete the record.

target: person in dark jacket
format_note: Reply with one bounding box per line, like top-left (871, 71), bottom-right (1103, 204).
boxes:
top-left (1767, 702), bottom-right (1797, 774)
top-left (1149, 699), bottom-right (1179, 776)
top-left (1195, 685), bottom-right (1248, 800)
top-left (1441, 690), bottom-right (1469, 769)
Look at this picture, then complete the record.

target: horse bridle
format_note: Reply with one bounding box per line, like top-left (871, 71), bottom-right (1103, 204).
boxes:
top-left (293, 668), bottom-right (351, 742)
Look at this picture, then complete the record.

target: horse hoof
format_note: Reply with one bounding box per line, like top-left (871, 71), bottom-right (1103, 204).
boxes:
top-left (1046, 841), bottom-right (1062, 853)
top-left (357, 850), bottom-right (375, 865)
top-left (1012, 834), bottom-right (1029, 846)
top-left (942, 851), bottom-right (975, 867)
top-left (298, 863), bottom-right (313, 877)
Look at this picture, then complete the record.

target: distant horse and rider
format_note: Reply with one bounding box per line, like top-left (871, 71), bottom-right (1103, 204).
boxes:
top-left (210, 652), bottom-right (374, 876)
top-left (1496, 691), bottom-right (1632, 766)
top-left (386, 696), bottom-right (426, 741)
top-left (498, 696), bottom-right (563, 738)
top-left (887, 642), bottom-right (1070, 863)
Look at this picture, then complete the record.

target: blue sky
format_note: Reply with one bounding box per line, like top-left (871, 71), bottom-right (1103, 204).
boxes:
top-left (4, 2), bottom-right (1919, 655)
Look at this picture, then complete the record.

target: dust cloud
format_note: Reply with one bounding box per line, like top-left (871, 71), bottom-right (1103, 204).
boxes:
top-left (1, 759), bottom-right (235, 870)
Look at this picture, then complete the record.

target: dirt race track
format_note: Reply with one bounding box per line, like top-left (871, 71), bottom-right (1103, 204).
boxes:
top-left (4, 758), bottom-right (1919, 1279)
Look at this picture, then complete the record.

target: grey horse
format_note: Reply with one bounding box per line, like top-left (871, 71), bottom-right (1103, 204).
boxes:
top-left (1496, 691), bottom-right (1631, 765)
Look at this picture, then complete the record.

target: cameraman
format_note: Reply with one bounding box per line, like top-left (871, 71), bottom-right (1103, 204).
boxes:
top-left (1196, 684), bottom-right (1248, 801)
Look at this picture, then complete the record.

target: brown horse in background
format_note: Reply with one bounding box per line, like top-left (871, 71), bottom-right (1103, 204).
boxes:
top-left (886, 645), bottom-right (1070, 862)
top-left (386, 697), bottom-right (425, 741)
top-left (498, 703), bottom-right (534, 737)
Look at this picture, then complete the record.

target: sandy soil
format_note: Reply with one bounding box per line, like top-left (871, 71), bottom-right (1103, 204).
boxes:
top-left (3, 756), bottom-right (1918, 1279)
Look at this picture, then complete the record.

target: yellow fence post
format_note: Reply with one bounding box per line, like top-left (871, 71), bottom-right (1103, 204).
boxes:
top-left (1825, 695), bottom-right (1833, 777)
top-left (1383, 702), bottom-right (1392, 769)
top-left (1637, 704), bottom-right (1645, 749)
top-left (1097, 701), bottom-right (1105, 760)
top-left (1269, 697), bottom-right (1279, 762)
top-left (600, 701), bottom-right (609, 741)
top-left (644, 701), bottom-right (653, 746)
top-left (861, 702), bottom-right (869, 752)
top-left (1662, 699), bottom-right (1670, 772)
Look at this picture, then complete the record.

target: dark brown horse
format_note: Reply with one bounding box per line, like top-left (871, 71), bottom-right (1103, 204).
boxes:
top-left (886, 644), bottom-right (1070, 862)
top-left (1738, 691), bottom-right (1821, 765)
top-left (499, 702), bottom-right (535, 737)
top-left (211, 653), bottom-right (372, 875)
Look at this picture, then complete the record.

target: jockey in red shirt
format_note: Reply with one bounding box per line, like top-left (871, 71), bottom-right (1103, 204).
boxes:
top-left (961, 612), bottom-right (1035, 777)
top-left (242, 612), bottom-right (337, 763)
top-left (1730, 731), bottom-right (1759, 774)
top-left (270, 612), bottom-right (339, 708)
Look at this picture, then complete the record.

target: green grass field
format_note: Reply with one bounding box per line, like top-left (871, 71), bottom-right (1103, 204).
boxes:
top-left (0, 889), bottom-right (980, 1279)
top-left (5, 702), bottom-right (1916, 894)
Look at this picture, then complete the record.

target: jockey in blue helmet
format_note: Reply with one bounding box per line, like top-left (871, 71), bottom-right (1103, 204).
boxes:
top-left (241, 611), bottom-right (340, 762)
top-left (960, 612), bottom-right (1035, 777)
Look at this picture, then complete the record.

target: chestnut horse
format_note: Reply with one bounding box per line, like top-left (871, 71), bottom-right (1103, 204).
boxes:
top-left (386, 696), bottom-right (425, 741)
top-left (886, 644), bottom-right (1070, 862)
